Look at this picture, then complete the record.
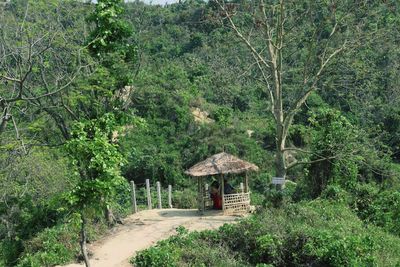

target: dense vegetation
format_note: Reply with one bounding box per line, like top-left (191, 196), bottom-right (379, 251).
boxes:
top-left (1, 0), bottom-right (399, 266)
top-left (133, 199), bottom-right (400, 267)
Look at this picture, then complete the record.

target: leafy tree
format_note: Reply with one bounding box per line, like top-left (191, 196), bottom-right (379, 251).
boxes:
top-left (87, 0), bottom-right (137, 88)
top-left (65, 113), bottom-right (125, 267)
top-left (304, 108), bottom-right (360, 197)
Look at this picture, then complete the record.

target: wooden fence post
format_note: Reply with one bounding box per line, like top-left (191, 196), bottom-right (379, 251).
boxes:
top-left (168, 185), bottom-right (172, 208)
top-left (146, 179), bottom-right (152, 209)
top-left (156, 181), bottom-right (162, 209)
top-left (130, 181), bottom-right (138, 213)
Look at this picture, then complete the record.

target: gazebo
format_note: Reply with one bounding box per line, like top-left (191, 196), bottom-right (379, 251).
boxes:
top-left (185, 152), bottom-right (259, 215)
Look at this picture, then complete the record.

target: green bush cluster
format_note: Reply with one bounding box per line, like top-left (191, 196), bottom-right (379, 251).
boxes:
top-left (133, 227), bottom-right (245, 267)
top-left (132, 200), bottom-right (400, 267)
top-left (15, 223), bottom-right (79, 267)
top-left (348, 183), bottom-right (400, 237)
top-left (172, 188), bottom-right (198, 209)
top-left (13, 211), bottom-right (111, 267)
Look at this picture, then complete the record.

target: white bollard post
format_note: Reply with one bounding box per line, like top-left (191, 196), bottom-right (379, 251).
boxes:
top-left (168, 185), bottom-right (172, 208)
top-left (130, 181), bottom-right (138, 213)
top-left (146, 179), bottom-right (152, 209)
top-left (156, 181), bottom-right (162, 209)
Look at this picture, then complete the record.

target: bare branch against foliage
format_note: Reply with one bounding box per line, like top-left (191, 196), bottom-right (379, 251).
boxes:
top-left (213, 0), bottom-right (348, 181)
top-left (0, 1), bottom-right (88, 143)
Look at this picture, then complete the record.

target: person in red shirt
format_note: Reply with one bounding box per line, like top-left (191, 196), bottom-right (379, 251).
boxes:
top-left (210, 181), bottom-right (222, 209)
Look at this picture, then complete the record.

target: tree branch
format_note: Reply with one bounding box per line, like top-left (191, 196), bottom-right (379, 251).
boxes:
top-left (214, 0), bottom-right (271, 71)
top-left (286, 155), bottom-right (336, 170)
top-left (282, 41), bottom-right (346, 139)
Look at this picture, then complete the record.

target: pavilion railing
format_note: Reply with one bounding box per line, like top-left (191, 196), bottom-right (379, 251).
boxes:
top-left (223, 192), bottom-right (250, 215)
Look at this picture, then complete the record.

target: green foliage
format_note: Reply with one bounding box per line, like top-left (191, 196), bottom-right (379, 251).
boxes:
top-left (133, 200), bottom-right (400, 267)
top-left (65, 113), bottom-right (125, 210)
top-left (305, 108), bottom-right (361, 196)
top-left (320, 184), bottom-right (350, 203)
top-left (15, 221), bottom-right (80, 267)
top-left (133, 245), bottom-right (179, 267)
top-left (301, 107), bottom-right (393, 198)
top-left (13, 212), bottom-right (108, 267)
top-left (87, 0), bottom-right (136, 87)
top-left (2, 1), bottom-right (400, 266)
top-left (213, 106), bottom-right (232, 126)
top-left (87, 0), bottom-right (133, 57)
top-left (172, 188), bottom-right (197, 209)
top-left (0, 149), bottom-right (73, 266)
top-left (132, 226), bottom-right (245, 267)
top-left (348, 183), bottom-right (400, 236)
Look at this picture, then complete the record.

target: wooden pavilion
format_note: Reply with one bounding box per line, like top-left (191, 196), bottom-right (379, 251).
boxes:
top-left (185, 152), bottom-right (259, 215)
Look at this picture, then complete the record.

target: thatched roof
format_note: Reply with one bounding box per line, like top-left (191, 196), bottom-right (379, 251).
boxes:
top-left (185, 152), bottom-right (259, 177)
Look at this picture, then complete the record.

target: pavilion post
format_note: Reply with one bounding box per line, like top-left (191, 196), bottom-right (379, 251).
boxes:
top-left (220, 175), bottom-right (225, 211)
top-left (200, 177), bottom-right (205, 213)
top-left (244, 173), bottom-right (249, 193)
top-left (197, 177), bottom-right (202, 213)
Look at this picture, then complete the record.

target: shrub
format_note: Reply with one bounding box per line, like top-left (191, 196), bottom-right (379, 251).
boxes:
top-left (16, 222), bottom-right (80, 267)
top-left (172, 188), bottom-right (197, 209)
top-left (132, 200), bottom-right (400, 267)
top-left (348, 183), bottom-right (400, 236)
top-left (321, 184), bottom-right (350, 203)
top-left (133, 245), bottom-right (179, 267)
top-left (15, 212), bottom-right (108, 267)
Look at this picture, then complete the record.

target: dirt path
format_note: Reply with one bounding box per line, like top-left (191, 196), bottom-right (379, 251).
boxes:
top-left (60, 209), bottom-right (240, 267)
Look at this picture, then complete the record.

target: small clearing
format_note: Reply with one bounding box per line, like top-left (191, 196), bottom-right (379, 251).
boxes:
top-left (61, 209), bottom-right (240, 267)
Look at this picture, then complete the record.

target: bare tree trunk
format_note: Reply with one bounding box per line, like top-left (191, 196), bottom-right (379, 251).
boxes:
top-left (80, 213), bottom-right (91, 267)
top-left (105, 205), bottom-right (116, 227)
top-left (275, 146), bottom-right (286, 178)
top-left (275, 119), bottom-right (287, 190)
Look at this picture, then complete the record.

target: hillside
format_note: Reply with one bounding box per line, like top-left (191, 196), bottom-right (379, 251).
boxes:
top-left (1, 0), bottom-right (400, 266)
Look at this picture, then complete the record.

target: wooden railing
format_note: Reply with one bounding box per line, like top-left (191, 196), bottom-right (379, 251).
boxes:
top-left (223, 192), bottom-right (250, 215)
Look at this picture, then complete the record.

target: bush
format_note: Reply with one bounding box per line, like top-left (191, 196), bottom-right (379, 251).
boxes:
top-left (133, 245), bottom-right (179, 267)
top-left (16, 222), bottom-right (80, 267)
top-left (321, 184), bottom-right (350, 203)
top-left (348, 183), bottom-right (400, 236)
top-left (15, 212), bottom-right (109, 267)
top-left (263, 183), bottom-right (296, 208)
top-left (132, 200), bottom-right (400, 267)
top-left (132, 226), bottom-right (246, 267)
top-left (172, 188), bottom-right (197, 209)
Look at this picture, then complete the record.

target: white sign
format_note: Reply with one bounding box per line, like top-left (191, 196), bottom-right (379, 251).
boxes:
top-left (272, 177), bottom-right (285, 185)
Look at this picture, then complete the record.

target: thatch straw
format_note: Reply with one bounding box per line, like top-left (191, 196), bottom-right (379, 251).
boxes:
top-left (185, 152), bottom-right (259, 177)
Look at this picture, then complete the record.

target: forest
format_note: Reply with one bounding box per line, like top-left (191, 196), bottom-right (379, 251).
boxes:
top-left (1, 0), bottom-right (400, 266)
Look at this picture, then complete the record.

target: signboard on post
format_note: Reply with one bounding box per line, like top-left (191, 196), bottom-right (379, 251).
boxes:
top-left (272, 177), bottom-right (285, 185)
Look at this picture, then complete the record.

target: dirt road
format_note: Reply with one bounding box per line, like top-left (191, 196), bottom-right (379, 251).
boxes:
top-left (61, 209), bottom-right (239, 267)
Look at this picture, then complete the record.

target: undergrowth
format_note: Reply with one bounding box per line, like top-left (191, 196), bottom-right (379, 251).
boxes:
top-left (131, 199), bottom-right (400, 267)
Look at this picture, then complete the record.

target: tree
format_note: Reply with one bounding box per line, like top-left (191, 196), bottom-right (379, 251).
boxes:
top-left (213, 0), bottom-right (351, 182)
top-left (63, 1), bottom-right (138, 265)
top-left (87, 0), bottom-right (137, 89)
top-left (0, 0), bottom-right (88, 145)
top-left (65, 113), bottom-right (125, 267)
